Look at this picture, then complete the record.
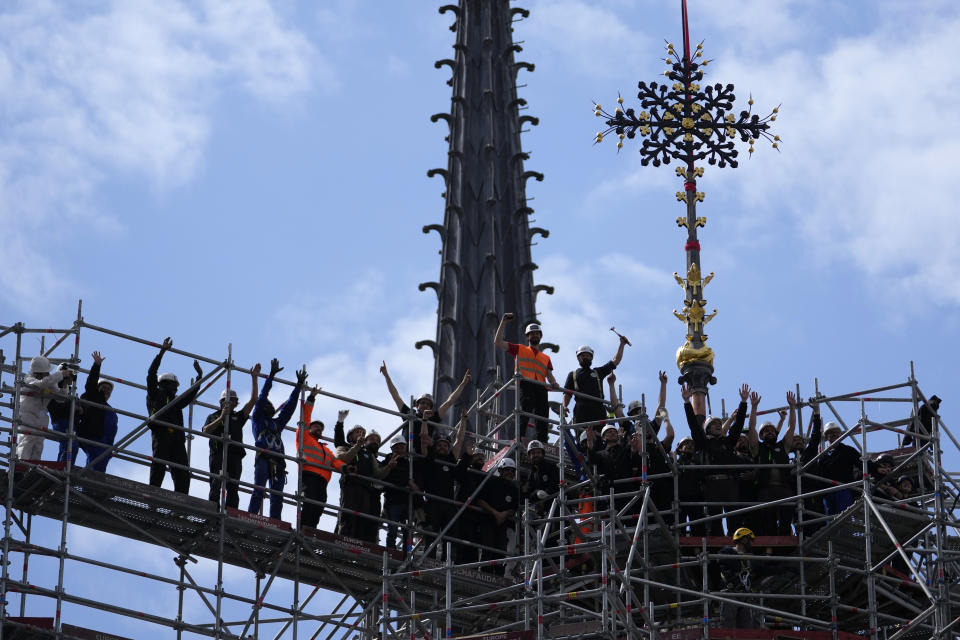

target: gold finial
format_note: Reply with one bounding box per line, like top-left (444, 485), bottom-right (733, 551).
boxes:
top-left (675, 166), bottom-right (687, 178)
top-left (617, 96), bottom-right (624, 104)
top-left (694, 192), bottom-right (705, 202)
top-left (676, 217), bottom-right (688, 228)
top-left (673, 272), bottom-right (686, 288)
top-left (676, 192), bottom-right (687, 203)
top-left (694, 167), bottom-right (704, 177)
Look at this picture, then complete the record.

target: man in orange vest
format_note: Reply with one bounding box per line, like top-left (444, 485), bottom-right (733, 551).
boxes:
top-left (494, 312), bottom-right (559, 443)
top-left (299, 390), bottom-right (356, 530)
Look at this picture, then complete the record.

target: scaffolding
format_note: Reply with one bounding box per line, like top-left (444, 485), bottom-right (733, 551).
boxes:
top-left (0, 305), bottom-right (958, 639)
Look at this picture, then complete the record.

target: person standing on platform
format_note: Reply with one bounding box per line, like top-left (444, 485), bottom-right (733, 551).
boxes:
top-left (297, 391), bottom-right (350, 530)
top-left (674, 436), bottom-right (705, 536)
top-left (792, 400), bottom-right (824, 535)
top-left (380, 435), bottom-right (418, 553)
top-left (18, 356), bottom-right (71, 460)
top-left (247, 358), bottom-right (306, 520)
top-left (751, 392), bottom-right (797, 536)
top-left (203, 363), bottom-right (260, 508)
top-left (418, 411), bottom-right (466, 558)
top-left (686, 382), bottom-right (749, 536)
top-left (493, 313), bottom-right (560, 443)
top-left (380, 361), bottom-right (471, 454)
top-left (717, 527), bottom-right (762, 629)
top-left (903, 395), bottom-right (941, 447)
top-left (335, 423), bottom-right (381, 543)
top-left (521, 438), bottom-right (559, 510)
top-left (79, 351), bottom-right (119, 473)
top-left (454, 438), bottom-right (487, 564)
top-left (819, 421), bottom-right (861, 516)
top-left (561, 334), bottom-right (630, 428)
top-left (146, 338), bottom-right (203, 493)
top-left (477, 458), bottom-right (521, 575)
top-left (47, 365), bottom-right (80, 463)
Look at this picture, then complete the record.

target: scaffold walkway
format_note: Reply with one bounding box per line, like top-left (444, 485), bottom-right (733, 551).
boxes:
top-left (1, 309), bottom-right (958, 639)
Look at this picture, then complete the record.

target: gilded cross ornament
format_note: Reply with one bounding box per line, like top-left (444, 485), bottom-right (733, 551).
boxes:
top-left (592, 0), bottom-right (779, 393)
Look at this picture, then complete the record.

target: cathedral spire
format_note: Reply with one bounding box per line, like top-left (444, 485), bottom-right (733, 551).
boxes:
top-left (419, 0), bottom-right (553, 419)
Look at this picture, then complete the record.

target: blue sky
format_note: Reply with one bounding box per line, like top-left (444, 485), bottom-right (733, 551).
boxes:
top-left (2, 1), bottom-right (958, 637)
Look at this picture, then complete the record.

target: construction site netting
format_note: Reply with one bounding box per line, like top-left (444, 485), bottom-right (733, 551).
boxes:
top-left (0, 306), bottom-right (958, 640)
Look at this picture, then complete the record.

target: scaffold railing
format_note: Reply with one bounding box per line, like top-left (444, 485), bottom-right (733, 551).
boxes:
top-left (0, 305), bottom-right (958, 639)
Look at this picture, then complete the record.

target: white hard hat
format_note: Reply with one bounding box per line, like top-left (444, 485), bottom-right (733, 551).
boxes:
top-left (576, 345), bottom-right (594, 356)
top-left (98, 378), bottom-right (114, 390)
top-left (527, 439), bottom-right (545, 452)
top-left (627, 400), bottom-right (642, 415)
top-left (704, 415), bottom-right (722, 429)
top-left (390, 435), bottom-right (406, 448)
top-left (824, 421), bottom-right (841, 434)
top-left (29, 356), bottom-right (51, 374)
top-left (601, 425), bottom-right (619, 438)
top-left (759, 421), bottom-right (777, 435)
top-left (158, 373), bottom-right (179, 385)
top-left (499, 458), bottom-right (517, 470)
top-left (220, 389), bottom-right (238, 401)
top-left (525, 323), bottom-right (542, 335)
top-left (416, 393), bottom-right (434, 405)
top-left (367, 430), bottom-right (381, 442)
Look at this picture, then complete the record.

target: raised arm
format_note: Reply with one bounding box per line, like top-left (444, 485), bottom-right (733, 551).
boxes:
top-left (252, 358), bottom-right (281, 422)
top-left (493, 312), bottom-right (514, 351)
top-left (611, 334), bottom-right (630, 367)
top-left (655, 370), bottom-right (667, 418)
top-left (86, 351), bottom-right (105, 395)
top-left (452, 409), bottom-right (468, 459)
top-left (783, 391), bottom-right (797, 445)
top-left (147, 337), bottom-right (172, 394)
top-left (379, 361), bottom-right (406, 411)
top-left (747, 388), bottom-right (760, 450)
top-left (607, 372), bottom-right (624, 419)
top-left (275, 366), bottom-right (307, 427)
top-left (682, 384), bottom-right (706, 449)
top-left (725, 384), bottom-right (749, 445)
top-left (437, 369), bottom-right (471, 419)
top-left (240, 363), bottom-right (261, 420)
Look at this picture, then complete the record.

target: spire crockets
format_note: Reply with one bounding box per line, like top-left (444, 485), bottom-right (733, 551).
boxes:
top-left (594, 0), bottom-right (779, 393)
top-left (419, 1), bottom-right (553, 418)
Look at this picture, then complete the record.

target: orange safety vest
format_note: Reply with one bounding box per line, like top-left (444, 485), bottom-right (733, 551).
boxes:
top-left (299, 402), bottom-right (345, 482)
top-left (515, 344), bottom-right (551, 383)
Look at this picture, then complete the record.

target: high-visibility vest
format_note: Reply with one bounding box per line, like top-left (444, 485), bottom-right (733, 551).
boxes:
top-left (515, 344), bottom-right (551, 383)
top-left (297, 428), bottom-right (344, 482)
top-left (299, 401), bottom-right (344, 481)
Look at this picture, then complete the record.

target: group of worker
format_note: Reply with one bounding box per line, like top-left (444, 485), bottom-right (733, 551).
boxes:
top-left (12, 319), bottom-right (937, 579)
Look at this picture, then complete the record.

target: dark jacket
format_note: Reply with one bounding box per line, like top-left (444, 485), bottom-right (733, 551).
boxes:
top-left (250, 373), bottom-right (300, 456)
top-left (147, 353), bottom-right (201, 442)
top-left (687, 401), bottom-right (747, 468)
top-left (523, 458), bottom-right (560, 500)
top-left (819, 440), bottom-right (861, 483)
top-left (587, 438), bottom-right (636, 495)
top-left (79, 361), bottom-right (114, 440)
top-left (419, 447), bottom-right (458, 501)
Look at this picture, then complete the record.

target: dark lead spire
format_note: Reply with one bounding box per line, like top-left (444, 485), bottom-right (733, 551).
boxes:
top-left (419, 1), bottom-right (553, 419)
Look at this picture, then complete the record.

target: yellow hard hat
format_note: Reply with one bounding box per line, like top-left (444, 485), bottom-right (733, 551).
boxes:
top-left (732, 527), bottom-right (755, 542)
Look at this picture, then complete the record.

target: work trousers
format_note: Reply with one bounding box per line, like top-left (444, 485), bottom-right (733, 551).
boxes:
top-left (150, 430), bottom-right (190, 493)
top-left (479, 518), bottom-right (515, 575)
top-left (300, 471), bottom-right (329, 530)
top-left (338, 482), bottom-right (381, 543)
top-left (703, 476), bottom-right (739, 536)
top-left (51, 419), bottom-right (77, 464)
top-left (455, 513), bottom-right (483, 564)
top-left (384, 501), bottom-right (412, 552)
top-left (823, 488), bottom-right (853, 516)
top-left (756, 484), bottom-right (795, 536)
top-left (248, 454), bottom-right (286, 520)
top-left (423, 499), bottom-right (457, 559)
top-left (519, 380), bottom-right (550, 442)
top-left (208, 453), bottom-right (244, 509)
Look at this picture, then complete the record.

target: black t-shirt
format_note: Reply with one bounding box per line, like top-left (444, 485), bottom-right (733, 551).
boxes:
top-left (205, 410), bottom-right (248, 458)
top-left (565, 361), bottom-right (616, 419)
top-left (420, 449), bottom-right (458, 501)
top-left (480, 476), bottom-right (520, 516)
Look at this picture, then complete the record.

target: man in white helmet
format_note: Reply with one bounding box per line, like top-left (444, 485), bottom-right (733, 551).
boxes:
top-left (494, 313), bottom-right (560, 442)
top-left (520, 439), bottom-right (559, 514)
top-left (380, 361), bottom-right (471, 454)
top-left (379, 435), bottom-right (419, 553)
top-left (202, 363), bottom-right (261, 508)
top-left (561, 334), bottom-right (629, 428)
top-left (18, 355), bottom-right (73, 460)
top-left (477, 457), bottom-right (521, 575)
top-left (146, 337), bottom-right (204, 493)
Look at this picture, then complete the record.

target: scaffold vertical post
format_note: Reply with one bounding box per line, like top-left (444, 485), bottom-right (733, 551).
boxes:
top-left (930, 387), bottom-right (949, 636)
top-left (523, 498), bottom-right (531, 632)
top-left (601, 520), bottom-right (609, 635)
top-left (701, 537), bottom-right (709, 638)
top-left (828, 540), bottom-right (838, 640)
top-left (445, 541), bottom-right (452, 640)
top-left (53, 306), bottom-right (81, 634)
top-left (213, 342), bottom-right (232, 639)
top-left (860, 400), bottom-right (878, 639)
top-left (3, 325), bottom-right (23, 618)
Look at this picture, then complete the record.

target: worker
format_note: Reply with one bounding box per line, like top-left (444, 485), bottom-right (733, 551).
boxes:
top-left (203, 363), bottom-right (260, 508)
top-left (297, 392), bottom-right (350, 530)
top-left (418, 411), bottom-right (467, 558)
top-left (561, 334), bottom-right (630, 427)
top-left (584, 422), bottom-right (635, 512)
top-left (493, 313), bottom-right (560, 442)
top-left (674, 436), bottom-right (705, 536)
top-left (17, 356), bottom-right (71, 461)
top-left (477, 458), bottom-right (521, 575)
top-left (380, 361), bottom-right (471, 454)
top-left (79, 351), bottom-right (119, 473)
top-left (791, 400), bottom-right (824, 535)
top-left (717, 527), bottom-right (762, 629)
top-left (819, 421), bottom-right (861, 515)
top-left (380, 435), bottom-right (419, 554)
top-left (45, 363), bottom-right (80, 463)
top-left (146, 337), bottom-right (203, 493)
top-left (335, 424), bottom-right (382, 543)
top-left (247, 359), bottom-right (306, 520)
top-left (903, 395), bottom-right (941, 447)
top-left (454, 438), bottom-right (488, 564)
top-left (750, 392), bottom-right (797, 536)
top-left (685, 383), bottom-right (749, 536)
top-left (521, 438), bottom-right (560, 515)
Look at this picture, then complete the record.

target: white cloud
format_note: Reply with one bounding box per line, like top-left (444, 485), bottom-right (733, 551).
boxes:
top-left (0, 0), bottom-right (321, 313)
top-left (525, 0), bottom-right (651, 75)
